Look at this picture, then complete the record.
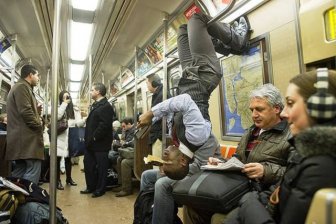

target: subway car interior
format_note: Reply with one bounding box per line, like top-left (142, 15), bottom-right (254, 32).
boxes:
top-left (0, 0), bottom-right (335, 223)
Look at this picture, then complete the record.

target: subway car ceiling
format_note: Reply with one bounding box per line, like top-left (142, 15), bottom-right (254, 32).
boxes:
top-left (0, 0), bottom-right (335, 108)
top-left (0, 0), bottom-right (188, 102)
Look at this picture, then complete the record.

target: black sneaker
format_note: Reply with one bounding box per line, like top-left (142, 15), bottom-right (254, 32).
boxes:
top-left (211, 37), bottom-right (231, 56)
top-left (229, 16), bottom-right (251, 54)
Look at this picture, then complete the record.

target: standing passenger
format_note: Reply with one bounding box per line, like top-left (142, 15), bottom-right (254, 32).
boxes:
top-left (6, 64), bottom-right (44, 184)
top-left (56, 90), bottom-right (85, 190)
top-left (81, 83), bottom-right (114, 198)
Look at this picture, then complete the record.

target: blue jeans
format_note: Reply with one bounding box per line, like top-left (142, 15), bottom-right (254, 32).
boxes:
top-left (140, 169), bottom-right (160, 191)
top-left (11, 159), bottom-right (42, 184)
top-left (140, 169), bottom-right (177, 224)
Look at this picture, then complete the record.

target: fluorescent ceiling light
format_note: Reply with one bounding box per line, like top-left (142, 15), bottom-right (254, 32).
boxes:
top-left (1, 50), bottom-right (13, 66)
top-left (72, 0), bottom-right (99, 11)
top-left (69, 82), bottom-right (81, 92)
top-left (70, 92), bottom-right (79, 99)
top-left (70, 21), bottom-right (93, 61)
top-left (70, 63), bottom-right (84, 81)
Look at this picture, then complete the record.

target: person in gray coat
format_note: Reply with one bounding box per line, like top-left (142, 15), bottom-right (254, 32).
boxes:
top-left (5, 64), bottom-right (44, 184)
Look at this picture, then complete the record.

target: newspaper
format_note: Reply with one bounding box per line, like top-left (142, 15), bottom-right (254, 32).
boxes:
top-left (144, 155), bottom-right (165, 165)
top-left (201, 157), bottom-right (244, 171)
top-left (0, 177), bottom-right (29, 195)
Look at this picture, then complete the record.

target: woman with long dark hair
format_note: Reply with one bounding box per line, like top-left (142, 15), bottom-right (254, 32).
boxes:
top-left (56, 90), bottom-right (85, 190)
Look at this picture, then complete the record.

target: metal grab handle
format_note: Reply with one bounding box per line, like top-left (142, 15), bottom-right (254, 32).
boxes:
top-left (196, 0), bottom-right (237, 25)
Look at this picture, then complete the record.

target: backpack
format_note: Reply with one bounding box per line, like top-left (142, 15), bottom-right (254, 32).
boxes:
top-left (6, 177), bottom-right (49, 205)
top-left (133, 189), bottom-right (154, 224)
top-left (0, 188), bottom-right (25, 218)
top-left (0, 210), bottom-right (11, 223)
top-left (13, 202), bottom-right (68, 224)
top-left (106, 168), bottom-right (118, 188)
top-left (133, 189), bottom-right (182, 224)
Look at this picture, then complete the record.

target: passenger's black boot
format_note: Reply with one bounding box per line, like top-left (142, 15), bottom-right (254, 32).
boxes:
top-left (66, 178), bottom-right (77, 186)
top-left (57, 180), bottom-right (64, 190)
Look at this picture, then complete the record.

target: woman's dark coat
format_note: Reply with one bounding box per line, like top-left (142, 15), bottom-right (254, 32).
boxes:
top-left (233, 126), bottom-right (336, 224)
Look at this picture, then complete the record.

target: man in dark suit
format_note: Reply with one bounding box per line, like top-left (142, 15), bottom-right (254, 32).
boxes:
top-left (81, 83), bottom-right (114, 198)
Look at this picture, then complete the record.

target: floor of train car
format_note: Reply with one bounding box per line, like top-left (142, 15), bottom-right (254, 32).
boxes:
top-left (41, 157), bottom-right (183, 223)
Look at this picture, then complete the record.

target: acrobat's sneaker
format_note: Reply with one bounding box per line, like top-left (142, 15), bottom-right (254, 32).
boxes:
top-left (232, 20), bottom-right (239, 31)
top-left (234, 17), bottom-right (248, 37)
top-left (211, 37), bottom-right (231, 56)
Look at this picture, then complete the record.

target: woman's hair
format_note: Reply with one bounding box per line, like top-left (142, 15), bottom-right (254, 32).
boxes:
top-left (58, 90), bottom-right (75, 119)
top-left (290, 69), bottom-right (336, 124)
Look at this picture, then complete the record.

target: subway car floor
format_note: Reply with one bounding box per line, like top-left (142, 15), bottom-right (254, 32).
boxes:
top-left (41, 157), bottom-right (183, 223)
top-left (42, 158), bottom-right (138, 224)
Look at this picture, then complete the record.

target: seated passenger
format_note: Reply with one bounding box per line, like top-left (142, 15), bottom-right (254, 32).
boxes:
top-left (183, 83), bottom-right (292, 223)
top-left (224, 69), bottom-right (336, 224)
top-left (137, 12), bottom-right (251, 224)
top-left (113, 120), bottom-right (122, 142)
top-left (146, 73), bottom-right (171, 159)
top-left (109, 120), bottom-right (122, 166)
top-left (0, 113), bottom-right (7, 131)
top-left (112, 117), bottom-right (136, 197)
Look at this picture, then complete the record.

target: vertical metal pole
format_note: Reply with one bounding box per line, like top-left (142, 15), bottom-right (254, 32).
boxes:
top-left (108, 80), bottom-right (111, 98)
top-left (88, 54), bottom-right (92, 107)
top-left (10, 34), bottom-right (17, 87)
top-left (294, 0), bottom-right (305, 74)
top-left (134, 47), bottom-right (138, 123)
top-left (50, 0), bottom-right (62, 223)
top-left (161, 14), bottom-right (168, 154)
top-left (44, 69), bottom-right (50, 122)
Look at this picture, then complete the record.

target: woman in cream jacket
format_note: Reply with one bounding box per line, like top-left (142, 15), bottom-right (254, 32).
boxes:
top-left (56, 90), bottom-right (85, 190)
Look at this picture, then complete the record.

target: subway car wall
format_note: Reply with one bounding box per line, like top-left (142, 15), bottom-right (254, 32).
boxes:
top-left (0, 0), bottom-right (335, 223)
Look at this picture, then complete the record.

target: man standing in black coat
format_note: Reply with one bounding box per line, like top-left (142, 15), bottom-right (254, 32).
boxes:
top-left (81, 83), bottom-right (114, 198)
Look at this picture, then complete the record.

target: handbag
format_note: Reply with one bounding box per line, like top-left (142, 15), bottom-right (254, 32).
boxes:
top-left (118, 147), bottom-right (134, 159)
top-left (68, 127), bottom-right (86, 157)
top-left (47, 114), bottom-right (68, 135)
top-left (172, 170), bottom-right (251, 213)
top-left (56, 115), bottom-right (68, 135)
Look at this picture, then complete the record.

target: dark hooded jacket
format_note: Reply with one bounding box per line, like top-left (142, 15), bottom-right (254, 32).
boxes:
top-left (232, 126), bottom-right (336, 224)
top-left (149, 85), bottom-right (164, 145)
